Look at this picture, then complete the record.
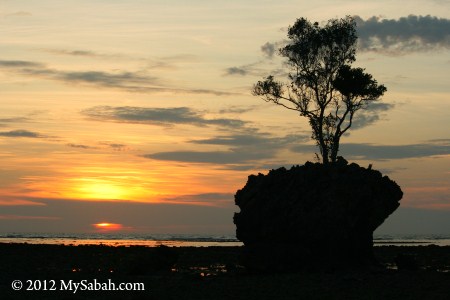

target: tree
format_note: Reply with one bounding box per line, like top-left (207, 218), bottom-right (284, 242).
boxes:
top-left (253, 16), bottom-right (387, 164)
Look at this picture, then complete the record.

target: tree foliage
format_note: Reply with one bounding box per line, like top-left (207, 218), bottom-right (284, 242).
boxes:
top-left (253, 16), bottom-right (387, 164)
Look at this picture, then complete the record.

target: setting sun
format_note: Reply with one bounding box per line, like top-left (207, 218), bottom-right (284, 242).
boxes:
top-left (93, 223), bottom-right (124, 231)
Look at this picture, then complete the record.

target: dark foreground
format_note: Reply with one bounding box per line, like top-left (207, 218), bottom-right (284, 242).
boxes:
top-left (1, 243), bottom-right (449, 300)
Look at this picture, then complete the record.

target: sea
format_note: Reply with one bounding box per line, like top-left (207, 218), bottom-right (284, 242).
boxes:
top-left (1, 233), bottom-right (450, 247)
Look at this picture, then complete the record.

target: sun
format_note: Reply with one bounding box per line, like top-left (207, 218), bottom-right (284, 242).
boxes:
top-left (93, 223), bottom-right (123, 231)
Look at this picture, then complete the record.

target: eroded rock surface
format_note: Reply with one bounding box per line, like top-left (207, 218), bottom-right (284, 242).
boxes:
top-left (234, 159), bottom-right (402, 271)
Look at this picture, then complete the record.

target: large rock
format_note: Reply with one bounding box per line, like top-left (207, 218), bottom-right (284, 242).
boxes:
top-left (233, 158), bottom-right (402, 271)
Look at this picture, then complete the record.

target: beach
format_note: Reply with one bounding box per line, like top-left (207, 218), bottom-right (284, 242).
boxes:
top-left (1, 243), bottom-right (450, 299)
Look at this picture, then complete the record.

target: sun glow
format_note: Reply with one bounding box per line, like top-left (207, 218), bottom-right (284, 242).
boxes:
top-left (93, 223), bottom-right (123, 231)
top-left (15, 161), bottom-right (239, 205)
top-left (76, 180), bottom-right (129, 200)
top-left (66, 171), bottom-right (149, 201)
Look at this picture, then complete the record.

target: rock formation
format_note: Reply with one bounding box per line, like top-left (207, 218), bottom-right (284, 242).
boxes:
top-left (234, 158), bottom-right (402, 271)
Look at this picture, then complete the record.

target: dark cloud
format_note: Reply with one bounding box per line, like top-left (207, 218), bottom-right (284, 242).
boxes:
top-left (260, 41), bottom-right (287, 59)
top-left (0, 60), bottom-right (43, 68)
top-left (144, 132), bottom-right (309, 165)
top-left (190, 134), bottom-right (262, 146)
top-left (261, 42), bottom-right (277, 58)
top-left (224, 66), bottom-right (248, 76)
top-left (190, 133), bottom-right (306, 147)
top-left (60, 70), bottom-right (153, 87)
top-left (355, 15), bottom-right (450, 54)
top-left (352, 102), bottom-right (395, 129)
top-left (257, 15), bottom-right (450, 58)
top-left (0, 60), bottom-right (157, 90)
top-left (0, 60), bottom-right (235, 96)
top-left (82, 106), bottom-right (247, 129)
top-left (292, 140), bottom-right (450, 160)
top-left (225, 62), bottom-right (286, 78)
top-left (0, 129), bottom-right (47, 138)
top-left (223, 62), bottom-right (263, 77)
top-left (143, 150), bottom-right (269, 164)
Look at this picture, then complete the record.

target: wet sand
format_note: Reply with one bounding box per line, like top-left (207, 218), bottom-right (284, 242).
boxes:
top-left (1, 243), bottom-right (449, 299)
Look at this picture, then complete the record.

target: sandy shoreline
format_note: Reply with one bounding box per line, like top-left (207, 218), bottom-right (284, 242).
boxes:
top-left (1, 243), bottom-right (449, 299)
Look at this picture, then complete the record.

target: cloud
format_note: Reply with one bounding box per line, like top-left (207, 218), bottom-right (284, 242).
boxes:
top-left (218, 106), bottom-right (256, 114)
top-left (42, 49), bottom-right (105, 58)
top-left (256, 15), bottom-right (450, 59)
top-left (0, 215), bottom-right (59, 220)
top-left (352, 102), bottom-right (395, 129)
top-left (151, 101), bottom-right (394, 166)
top-left (99, 141), bottom-right (128, 151)
top-left (355, 15), bottom-right (450, 54)
top-left (0, 60), bottom-right (235, 96)
top-left (82, 106), bottom-right (247, 129)
top-left (0, 59), bottom-right (157, 90)
top-left (260, 41), bottom-right (287, 59)
top-left (224, 66), bottom-right (248, 76)
top-left (227, 14), bottom-right (450, 80)
top-left (161, 193), bottom-right (233, 206)
top-left (67, 143), bottom-right (97, 150)
top-left (0, 129), bottom-right (47, 138)
top-left (0, 198), bottom-right (46, 206)
top-left (144, 150), bottom-right (268, 164)
top-left (190, 133), bottom-right (305, 147)
top-left (0, 60), bottom-right (43, 68)
top-left (223, 62), bottom-right (264, 77)
top-left (292, 140), bottom-right (450, 160)
top-left (61, 70), bottom-right (154, 87)
top-left (0, 117), bottom-right (31, 128)
top-left (144, 132), bottom-right (309, 165)
top-left (261, 42), bottom-right (277, 58)
top-left (41, 49), bottom-right (199, 72)
top-left (224, 59), bottom-right (286, 78)
top-left (0, 117), bottom-right (30, 123)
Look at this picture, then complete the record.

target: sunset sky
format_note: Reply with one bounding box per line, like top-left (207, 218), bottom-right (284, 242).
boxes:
top-left (1, 0), bottom-right (449, 235)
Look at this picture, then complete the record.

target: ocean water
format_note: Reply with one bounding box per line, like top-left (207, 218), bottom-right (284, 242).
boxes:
top-left (0, 233), bottom-right (242, 247)
top-left (1, 233), bottom-right (450, 247)
top-left (373, 234), bottom-right (450, 246)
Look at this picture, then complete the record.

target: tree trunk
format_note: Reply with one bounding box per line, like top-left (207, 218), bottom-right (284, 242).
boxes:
top-left (317, 105), bottom-right (329, 164)
top-left (330, 135), bottom-right (340, 163)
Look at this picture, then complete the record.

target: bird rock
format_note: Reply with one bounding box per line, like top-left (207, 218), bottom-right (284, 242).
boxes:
top-left (233, 158), bottom-right (402, 271)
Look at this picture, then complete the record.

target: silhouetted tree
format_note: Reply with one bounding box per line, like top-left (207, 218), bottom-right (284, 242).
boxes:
top-left (253, 16), bottom-right (386, 164)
